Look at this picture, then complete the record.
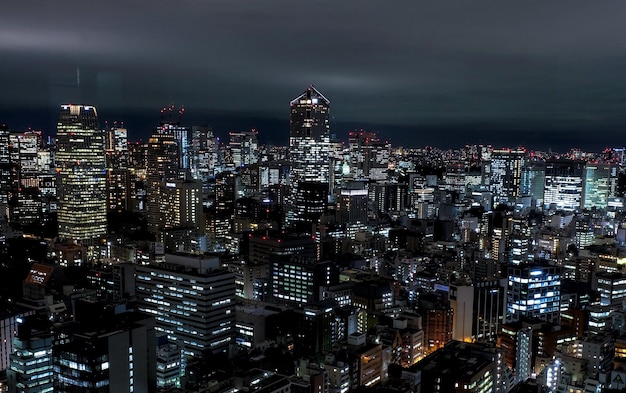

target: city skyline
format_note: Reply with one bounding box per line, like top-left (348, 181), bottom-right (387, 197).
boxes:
top-left (3, 1), bottom-right (626, 150)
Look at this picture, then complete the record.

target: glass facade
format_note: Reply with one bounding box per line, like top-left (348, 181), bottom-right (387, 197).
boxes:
top-left (56, 105), bottom-right (107, 243)
top-left (289, 86), bottom-right (331, 186)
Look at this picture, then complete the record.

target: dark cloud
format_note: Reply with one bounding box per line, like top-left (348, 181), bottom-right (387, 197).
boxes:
top-left (2, 1), bottom-right (626, 149)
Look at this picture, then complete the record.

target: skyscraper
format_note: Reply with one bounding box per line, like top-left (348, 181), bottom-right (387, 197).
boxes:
top-left (507, 263), bottom-right (561, 324)
top-left (483, 148), bottom-right (525, 205)
top-left (56, 105), bottom-right (107, 243)
top-left (105, 126), bottom-right (131, 213)
top-left (289, 86), bottom-right (331, 186)
top-left (229, 129), bottom-right (258, 168)
top-left (146, 131), bottom-right (179, 235)
top-left (544, 159), bottom-right (584, 211)
top-left (583, 163), bottom-right (613, 209)
top-left (0, 124), bottom-right (16, 221)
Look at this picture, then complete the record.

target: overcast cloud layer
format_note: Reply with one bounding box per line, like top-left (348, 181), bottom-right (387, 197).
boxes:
top-left (2, 1), bottom-right (626, 149)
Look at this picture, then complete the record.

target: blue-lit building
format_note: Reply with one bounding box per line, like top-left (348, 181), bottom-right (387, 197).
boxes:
top-left (582, 163), bottom-right (614, 210)
top-left (507, 263), bottom-right (561, 324)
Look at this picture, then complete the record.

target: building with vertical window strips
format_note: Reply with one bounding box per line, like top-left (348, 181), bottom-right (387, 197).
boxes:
top-left (507, 263), bottom-right (561, 324)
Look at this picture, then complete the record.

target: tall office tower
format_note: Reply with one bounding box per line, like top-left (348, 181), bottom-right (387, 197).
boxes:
top-left (157, 120), bottom-right (191, 174)
top-left (520, 163), bottom-right (545, 207)
top-left (104, 126), bottom-right (131, 212)
top-left (336, 182), bottom-right (368, 224)
top-left (514, 326), bottom-right (533, 384)
top-left (229, 130), bottom-right (258, 168)
top-left (160, 180), bottom-right (202, 229)
top-left (191, 126), bottom-right (220, 191)
top-left (372, 182), bottom-right (408, 214)
top-left (289, 86), bottom-right (331, 187)
top-left (156, 335), bottom-right (184, 389)
top-left (348, 131), bottom-right (390, 181)
top-left (507, 216), bottom-right (532, 265)
top-left (126, 141), bottom-right (148, 212)
top-left (0, 124), bottom-right (16, 221)
top-left (482, 148), bottom-right (525, 205)
top-left (135, 254), bottom-right (236, 357)
top-left (583, 163), bottom-right (613, 210)
top-left (55, 105), bottom-right (107, 243)
top-left (422, 306), bottom-right (454, 355)
top-left (269, 255), bottom-right (337, 307)
top-left (507, 263), bottom-right (561, 324)
top-left (449, 279), bottom-right (506, 343)
top-left (10, 131), bottom-right (42, 224)
top-left (146, 131), bottom-right (179, 234)
top-left (6, 316), bottom-right (54, 393)
top-left (544, 160), bottom-right (585, 211)
top-left (336, 182), bottom-right (369, 238)
top-left (411, 341), bottom-right (506, 393)
top-left (53, 300), bottom-right (156, 393)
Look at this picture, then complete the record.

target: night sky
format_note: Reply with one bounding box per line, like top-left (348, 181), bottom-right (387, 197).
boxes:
top-left (2, 1), bottom-right (626, 150)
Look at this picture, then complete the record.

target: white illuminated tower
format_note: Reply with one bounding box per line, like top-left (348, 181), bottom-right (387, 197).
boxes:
top-left (289, 86), bottom-right (331, 187)
top-left (56, 105), bottom-right (107, 243)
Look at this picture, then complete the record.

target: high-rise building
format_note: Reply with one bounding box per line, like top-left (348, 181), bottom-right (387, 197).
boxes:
top-left (269, 255), bottom-right (337, 307)
top-left (229, 130), bottom-right (258, 168)
top-left (289, 86), bottom-right (331, 187)
top-left (146, 131), bottom-right (179, 234)
top-left (594, 272), bottom-right (626, 307)
top-left (483, 148), bottom-right (525, 205)
top-left (449, 279), bottom-right (506, 343)
top-left (157, 120), bottom-right (191, 173)
top-left (6, 316), bottom-right (54, 393)
top-left (291, 181), bottom-right (328, 224)
top-left (507, 263), bottom-right (561, 324)
top-left (336, 182), bottom-right (369, 227)
top-left (0, 124), bottom-right (16, 221)
top-left (155, 335), bottom-right (184, 389)
top-left (190, 126), bottom-right (220, 191)
top-left (135, 254), bottom-right (236, 357)
top-left (544, 160), bottom-right (584, 211)
top-left (348, 131), bottom-right (390, 181)
top-left (55, 104), bottom-right (107, 243)
top-left (104, 126), bottom-right (131, 212)
top-left (373, 182), bottom-right (408, 214)
top-left (52, 300), bottom-right (156, 393)
top-left (583, 163), bottom-right (613, 210)
top-left (520, 162), bottom-right (545, 207)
